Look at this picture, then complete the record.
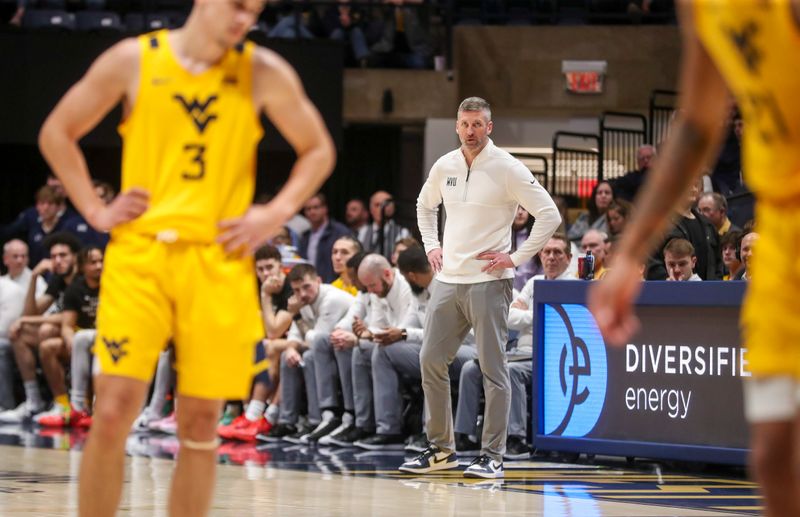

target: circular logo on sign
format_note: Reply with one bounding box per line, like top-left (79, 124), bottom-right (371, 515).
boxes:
top-left (543, 303), bottom-right (607, 437)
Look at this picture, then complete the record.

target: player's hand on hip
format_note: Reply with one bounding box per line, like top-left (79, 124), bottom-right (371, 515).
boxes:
top-left (427, 248), bottom-right (443, 273)
top-left (478, 251), bottom-right (513, 273)
top-left (218, 204), bottom-right (283, 255)
top-left (88, 187), bottom-right (149, 232)
top-left (587, 256), bottom-right (642, 347)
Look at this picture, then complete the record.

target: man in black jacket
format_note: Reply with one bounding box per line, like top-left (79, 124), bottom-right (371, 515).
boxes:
top-left (299, 193), bottom-right (352, 283)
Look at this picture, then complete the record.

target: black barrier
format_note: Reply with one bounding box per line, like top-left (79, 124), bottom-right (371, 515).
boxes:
top-left (532, 280), bottom-right (748, 465)
top-left (648, 89), bottom-right (677, 148)
top-left (0, 29), bottom-right (343, 150)
top-left (551, 132), bottom-right (601, 199)
top-left (599, 111), bottom-right (647, 181)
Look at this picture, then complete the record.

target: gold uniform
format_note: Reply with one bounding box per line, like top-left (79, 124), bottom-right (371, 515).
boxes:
top-left (695, 1), bottom-right (800, 378)
top-left (94, 30), bottom-right (264, 399)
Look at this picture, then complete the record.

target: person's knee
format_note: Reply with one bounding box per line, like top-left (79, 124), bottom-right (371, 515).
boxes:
top-left (73, 331), bottom-right (94, 354)
top-left (38, 323), bottom-right (59, 342)
top-left (39, 337), bottom-right (63, 359)
top-left (311, 334), bottom-right (329, 353)
top-left (177, 402), bottom-right (221, 442)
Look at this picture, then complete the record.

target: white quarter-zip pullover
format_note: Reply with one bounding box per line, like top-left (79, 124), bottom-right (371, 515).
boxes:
top-left (417, 139), bottom-right (561, 284)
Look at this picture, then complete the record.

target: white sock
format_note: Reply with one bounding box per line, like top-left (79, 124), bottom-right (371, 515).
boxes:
top-left (265, 404), bottom-right (280, 425)
top-left (342, 412), bottom-right (353, 426)
top-left (322, 409), bottom-right (335, 422)
top-left (245, 400), bottom-right (266, 422)
top-left (24, 381), bottom-right (42, 409)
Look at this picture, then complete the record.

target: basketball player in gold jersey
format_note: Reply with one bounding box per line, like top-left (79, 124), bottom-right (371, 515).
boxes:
top-left (590, 1), bottom-right (800, 515)
top-left (38, 1), bottom-right (335, 515)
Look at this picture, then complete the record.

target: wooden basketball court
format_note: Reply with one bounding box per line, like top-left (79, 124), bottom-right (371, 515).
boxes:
top-left (0, 427), bottom-right (760, 516)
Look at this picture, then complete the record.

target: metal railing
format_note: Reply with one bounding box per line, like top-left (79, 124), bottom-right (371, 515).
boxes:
top-left (551, 131), bottom-right (601, 199)
top-left (600, 111), bottom-right (647, 179)
top-left (648, 89), bottom-right (678, 148)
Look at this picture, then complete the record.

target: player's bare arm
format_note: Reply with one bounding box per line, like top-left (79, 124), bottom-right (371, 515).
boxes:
top-left (589, 1), bottom-right (732, 346)
top-left (38, 39), bottom-right (149, 233)
top-left (217, 48), bottom-right (336, 254)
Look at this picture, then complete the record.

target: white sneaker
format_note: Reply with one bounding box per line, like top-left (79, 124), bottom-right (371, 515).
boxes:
top-left (132, 409), bottom-right (158, 431)
top-left (317, 417), bottom-right (352, 446)
top-left (148, 413), bottom-right (177, 435)
top-left (0, 402), bottom-right (41, 424)
top-left (463, 454), bottom-right (504, 479)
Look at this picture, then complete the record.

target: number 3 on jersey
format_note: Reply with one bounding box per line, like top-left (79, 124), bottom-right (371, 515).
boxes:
top-left (182, 143), bottom-right (206, 180)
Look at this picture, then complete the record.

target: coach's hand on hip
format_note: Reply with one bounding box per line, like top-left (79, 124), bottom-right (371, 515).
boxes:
top-left (427, 248), bottom-right (443, 273)
top-left (478, 251), bottom-right (513, 273)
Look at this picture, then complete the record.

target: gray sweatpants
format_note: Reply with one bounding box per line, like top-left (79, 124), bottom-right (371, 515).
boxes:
top-left (0, 339), bottom-right (15, 410)
top-left (70, 330), bottom-right (96, 411)
top-left (373, 341), bottom-right (477, 436)
top-left (310, 333), bottom-right (354, 413)
top-left (455, 359), bottom-right (532, 439)
top-left (278, 349), bottom-right (320, 426)
top-left (352, 339), bottom-right (375, 430)
top-left (421, 279), bottom-right (512, 462)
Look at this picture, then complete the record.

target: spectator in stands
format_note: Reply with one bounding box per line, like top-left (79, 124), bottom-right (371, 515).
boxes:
top-left (456, 234), bottom-right (574, 460)
top-left (322, 0), bottom-right (370, 67)
top-left (0, 232), bottom-right (80, 423)
top-left (721, 230), bottom-right (743, 281)
top-left (698, 192), bottom-right (741, 237)
top-left (610, 145), bottom-right (655, 202)
top-left (735, 231), bottom-right (759, 281)
top-left (606, 199), bottom-right (632, 238)
top-left (37, 245), bottom-right (103, 427)
top-left (2, 239), bottom-right (47, 296)
top-left (299, 193), bottom-right (352, 283)
top-left (390, 236), bottom-right (421, 268)
top-left (349, 253), bottom-right (415, 450)
top-left (0, 277), bottom-right (24, 410)
top-left (663, 238), bottom-right (702, 281)
top-left (552, 195), bottom-right (570, 235)
top-left (368, 0), bottom-right (433, 69)
top-left (511, 206), bottom-right (542, 291)
top-left (63, 180), bottom-right (115, 249)
top-left (567, 181), bottom-right (614, 243)
top-left (331, 235), bottom-right (362, 296)
top-left (647, 179), bottom-right (722, 280)
top-left (362, 190), bottom-right (411, 259)
top-left (268, 1), bottom-right (314, 39)
top-left (711, 108), bottom-right (744, 196)
top-left (1, 185), bottom-right (75, 266)
top-left (277, 264), bottom-right (353, 443)
top-left (579, 229), bottom-right (609, 279)
top-left (345, 198), bottom-right (370, 244)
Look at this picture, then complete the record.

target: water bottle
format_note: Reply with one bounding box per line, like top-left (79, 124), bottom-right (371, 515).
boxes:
top-left (581, 250), bottom-right (595, 280)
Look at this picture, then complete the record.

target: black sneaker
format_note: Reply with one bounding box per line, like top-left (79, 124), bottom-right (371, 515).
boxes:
top-left (455, 433), bottom-right (480, 456)
top-left (503, 435), bottom-right (530, 461)
top-left (404, 433), bottom-right (429, 453)
top-left (283, 421), bottom-right (315, 444)
top-left (354, 433), bottom-right (406, 451)
top-left (327, 425), bottom-right (371, 447)
top-left (398, 444), bottom-right (459, 474)
top-left (257, 423), bottom-right (296, 442)
top-left (463, 454), bottom-right (504, 479)
top-left (303, 417), bottom-right (341, 443)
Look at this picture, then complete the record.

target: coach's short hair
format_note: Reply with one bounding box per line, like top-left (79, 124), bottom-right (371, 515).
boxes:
top-left (457, 97), bottom-right (491, 120)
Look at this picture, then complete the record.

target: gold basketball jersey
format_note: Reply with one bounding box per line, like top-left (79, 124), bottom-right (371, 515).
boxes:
top-left (694, 1), bottom-right (800, 202)
top-left (117, 29), bottom-right (263, 242)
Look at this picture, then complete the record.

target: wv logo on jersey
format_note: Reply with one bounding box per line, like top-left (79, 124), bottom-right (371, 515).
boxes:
top-left (102, 336), bottom-right (130, 365)
top-left (173, 94), bottom-right (219, 134)
top-left (446, 177), bottom-right (458, 187)
top-left (543, 303), bottom-right (607, 437)
top-left (724, 20), bottom-right (762, 75)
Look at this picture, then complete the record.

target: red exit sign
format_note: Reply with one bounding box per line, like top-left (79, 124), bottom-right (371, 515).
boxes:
top-left (562, 60), bottom-right (607, 95)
